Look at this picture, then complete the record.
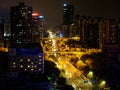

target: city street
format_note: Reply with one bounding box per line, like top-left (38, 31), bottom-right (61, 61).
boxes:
top-left (40, 31), bottom-right (101, 90)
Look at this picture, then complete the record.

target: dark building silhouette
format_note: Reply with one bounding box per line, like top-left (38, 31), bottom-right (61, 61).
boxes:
top-left (63, 3), bottom-right (74, 25)
top-left (72, 16), bottom-right (101, 48)
top-left (32, 13), bottom-right (44, 42)
top-left (62, 3), bottom-right (74, 37)
top-left (10, 3), bottom-right (33, 47)
top-left (102, 18), bottom-right (120, 44)
top-left (83, 17), bottom-right (100, 48)
top-left (0, 17), bottom-right (4, 46)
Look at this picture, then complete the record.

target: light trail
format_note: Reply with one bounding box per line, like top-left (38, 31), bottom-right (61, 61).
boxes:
top-left (47, 31), bottom-right (57, 56)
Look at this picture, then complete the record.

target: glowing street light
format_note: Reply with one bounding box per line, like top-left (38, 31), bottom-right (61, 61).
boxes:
top-left (99, 80), bottom-right (106, 87)
top-left (87, 71), bottom-right (93, 78)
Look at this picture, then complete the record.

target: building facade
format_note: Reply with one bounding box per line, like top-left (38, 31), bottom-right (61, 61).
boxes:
top-left (0, 17), bottom-right (4, 47)
top-left (32, 12), bottom-right (40, 43)
top-left (32, 13), bottom-right (45, 42)
top-left (102, 18), bottom-right (120, 44)
top-left (0, 17), bottom-right (4, 39)
top-left (9, 3), bottom-right (44, 74)
top-left (73, 16), bottom-right (101, 48)
top-left (62, 3), bottom-right (74, 37)
top-left (63, 3), bottom-right (74, 25)
top-left (10, 3), bottom-right (33, 47)
top-left (8, 43), bottom-right (44, 74)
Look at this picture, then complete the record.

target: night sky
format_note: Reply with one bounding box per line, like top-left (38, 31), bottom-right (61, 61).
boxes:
top-left (0, 0), bottom-right (120, 29)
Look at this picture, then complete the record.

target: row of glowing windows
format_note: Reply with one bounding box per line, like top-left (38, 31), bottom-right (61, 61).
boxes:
top-left (9, 59), bottom-right (42, 63)
top-left (10, 61), bottom-right (43, 71)
top-left (16, 24), bottom-right (31, 27)
top-left (11, 64), bottom-right (42, 69)
top-left (10, 65), bottom-right (42, 71)
top-left (12, 61), bottom-right (42, 65)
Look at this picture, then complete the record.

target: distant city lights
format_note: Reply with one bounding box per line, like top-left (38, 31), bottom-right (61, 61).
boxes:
top-left (32, 12), bottom-right (39, 16)
top-left (59, 32), bottom-right (63, 38)
top-left (38, 15), bottom-right (44, 19)
top-left (64, 3), bottom-right (67, 7)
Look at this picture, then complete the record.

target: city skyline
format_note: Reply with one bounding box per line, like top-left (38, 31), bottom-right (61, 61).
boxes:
top-left (0, 1), bottom-right (120, 89)
top-left (0, 0), bottom-right (120, 29)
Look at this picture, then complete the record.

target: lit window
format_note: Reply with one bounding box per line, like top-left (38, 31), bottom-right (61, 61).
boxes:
top-left (24, 68), bottom-right (27, 71)
top-left (20, 65), bottom-right (23, 68)
top-left (38, 55), bottom-right (41, 58)
top-left (27, 65), bottom-right (30, 68)
top-left (39, 59), bottom-right (42, 61)
top-left (39, 68), bottom-right (41, 71)
top-left (34, 65), bottom-right (37, 68)
top-left (13, 65), bottom-right (16, 68)
top-left (64, 3), bottom-right (67, 7)
top-left (20, 59), bottom-right (23, 62)
top-left (31, 68), bottom-right (34, 71)
top-left (28, 11), bottom-right (31, 13)
top-left (13, 62), bottom-right (16, 65)
top-left (31, 62), bottom-right (34, 64)
top-left (39, 62), bottom-right (42, 64)
top-left (27, 59), bottom-right (30, 62)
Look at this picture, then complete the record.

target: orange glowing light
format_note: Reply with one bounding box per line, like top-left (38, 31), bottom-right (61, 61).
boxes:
top-left (32, 13), bottom-right (39, 16)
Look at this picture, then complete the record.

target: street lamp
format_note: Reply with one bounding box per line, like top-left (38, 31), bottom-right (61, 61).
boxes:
top-left (87, 71), bottom-right (93, 78)
top-left (99, 80), bottom-right (106, 87)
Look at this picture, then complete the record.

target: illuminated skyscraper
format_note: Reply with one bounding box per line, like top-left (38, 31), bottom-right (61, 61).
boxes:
top-left (38, 15), bottom-right (44, 38)
top-left (10, 3), bottom-right (33, 47)
top-left (63, 3), bottom-right (74, 25)
top-left (32, 13), bottom-right (45, 42)
top-left (9, 3), bottom-right (44, 75)
top-left (32, 12), bottom-right (40, 43)
top-left (62, 3), bottom-right (74, 37)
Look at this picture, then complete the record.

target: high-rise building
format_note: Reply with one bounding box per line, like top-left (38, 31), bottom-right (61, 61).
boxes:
top-left (38, 15), bottom-right (44, 38)
top-left (72, 15), bottom-right (82, 37)
top-left (62, 3), bottom-right (74, 37)
top-left (0, 17), bottom-right (4, 45)
top-left (80, 16), bottom-right (100, 48)
top-left (32, 12), bottom-right (40, 43)
top-left (32, 13), bottom-right (45, 42)
top-left (9, 3), bottom-right (44, 75)
top-left (63, 3), bottom-right (74, 25)
top-left (102, 18), bottom-right (120, 44)
top-left (0, 17), bottom-right (4, 47)
top-left (116, 18), bottom-right (120, 43)
top-left (10, 3), bottom-right (33, 47)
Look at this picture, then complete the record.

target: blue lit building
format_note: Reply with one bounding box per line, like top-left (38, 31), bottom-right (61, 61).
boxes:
top-left (8, 43), bottom-right (44, 74)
